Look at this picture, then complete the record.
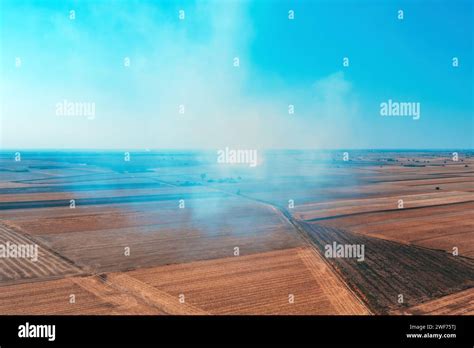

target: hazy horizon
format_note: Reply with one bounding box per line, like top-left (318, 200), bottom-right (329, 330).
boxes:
top-left (1, 147), bottom-right (474, 152)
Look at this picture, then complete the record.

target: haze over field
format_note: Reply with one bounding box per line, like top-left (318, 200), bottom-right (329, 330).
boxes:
top-left (0, 149), bottom-right (473, 315)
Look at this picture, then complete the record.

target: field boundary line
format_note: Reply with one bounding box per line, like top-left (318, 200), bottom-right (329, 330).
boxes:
top-left (305, 200), bottom-right (474, 222)
top-left (103, 273), bottom-right (209, 315)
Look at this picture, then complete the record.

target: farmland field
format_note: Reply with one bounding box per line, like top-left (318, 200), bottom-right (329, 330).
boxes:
top-left (0, 150), bottom-right (473, 315)
top-left (299, 222), bottom-right (474, 314)
top-left (394, 288), bottom-right (474, 315)
top-left (0, 276), bottom-right (165, 315)
top-left (0, 223), bottom-right (82, 285)
top-left (120, 247), bottom-right (370, 314)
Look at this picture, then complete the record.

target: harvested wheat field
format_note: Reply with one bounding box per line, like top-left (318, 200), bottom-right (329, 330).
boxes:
top-left (316, 202), bottom-right (474, 257)
top-left (292, 191), bottom-right (474, 221)
top-left (0, 183), bottom-right (303, 273)
top-left (0, 275), bottom-right (164, 315)
top-left (392, 288), bottom-right (474, 315)
top-left (0, 223), bottom-right (82, 285)
top-left (0, 247), bottom-right (370, 315)
top-left (116, 247), bottom-right (370, 315)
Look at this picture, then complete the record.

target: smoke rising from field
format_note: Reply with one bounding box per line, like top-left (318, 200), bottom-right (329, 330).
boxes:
top-left (0, 1), bottom-right (366, 254)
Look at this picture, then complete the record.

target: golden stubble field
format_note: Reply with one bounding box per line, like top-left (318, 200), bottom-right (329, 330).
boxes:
top-left (0, 247), bottom-right (370, 315)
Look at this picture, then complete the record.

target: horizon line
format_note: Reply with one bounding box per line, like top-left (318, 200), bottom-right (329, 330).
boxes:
top-left (1, 148), bottom-right (473, 152)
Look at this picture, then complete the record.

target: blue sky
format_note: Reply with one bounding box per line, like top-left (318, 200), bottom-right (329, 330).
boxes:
top-left (1, 0), bottom-right (472, 149)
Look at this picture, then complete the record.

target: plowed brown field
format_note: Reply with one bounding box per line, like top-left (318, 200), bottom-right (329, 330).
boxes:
top-left (300, 222), bottom-right (474, 314)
